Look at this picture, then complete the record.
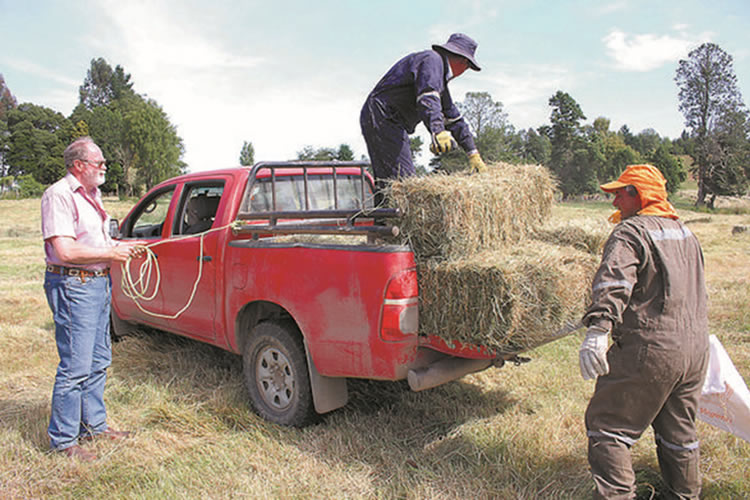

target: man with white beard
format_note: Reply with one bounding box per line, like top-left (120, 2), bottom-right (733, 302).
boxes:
top-left (41, 136), bottom-right (141, 461)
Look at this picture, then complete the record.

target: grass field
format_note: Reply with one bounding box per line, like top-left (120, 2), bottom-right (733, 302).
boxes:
top-left (0, 194), bottom-right (748, 499)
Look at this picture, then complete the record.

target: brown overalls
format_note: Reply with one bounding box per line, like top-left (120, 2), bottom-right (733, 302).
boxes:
top-left (583, 216), bottom-right (709, 499)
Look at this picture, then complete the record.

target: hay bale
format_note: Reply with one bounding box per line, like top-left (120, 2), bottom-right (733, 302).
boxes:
top-left (266, 234), bottom-right (369, 245)
top-left (417, 242), bottom-right (598, 353)
top-left (388, 163), bottom-right (555, 259)
top-left (531, 219), bottom-right (610, 255)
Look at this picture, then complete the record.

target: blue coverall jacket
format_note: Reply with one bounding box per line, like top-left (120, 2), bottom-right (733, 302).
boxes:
top-left (360, 49), bottom-right (477, 183)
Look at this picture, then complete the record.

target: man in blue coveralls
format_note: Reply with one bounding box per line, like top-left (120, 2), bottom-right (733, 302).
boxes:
top-left (360, 33), bottom-right (487, 205)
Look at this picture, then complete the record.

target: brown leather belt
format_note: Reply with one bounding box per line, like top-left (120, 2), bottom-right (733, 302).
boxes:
top-left (46, 264), bottom-right (110, 278)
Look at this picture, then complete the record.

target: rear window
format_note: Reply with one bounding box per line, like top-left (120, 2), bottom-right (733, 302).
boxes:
top-left (244, 174), bottom-right (374, 212)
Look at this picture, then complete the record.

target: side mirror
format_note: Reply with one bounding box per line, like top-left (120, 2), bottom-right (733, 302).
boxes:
top-left (109, 219), bottom-right (121, 239)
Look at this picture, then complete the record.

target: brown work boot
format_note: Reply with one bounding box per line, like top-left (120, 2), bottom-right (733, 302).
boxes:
top-left (80, 428), bottom-right (131, 442)
top-left (59, 445), bottom-right (97, 462)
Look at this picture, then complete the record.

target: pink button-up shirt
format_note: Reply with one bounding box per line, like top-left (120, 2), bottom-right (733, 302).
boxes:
top-left (41, 172), bottom-right (113, 271)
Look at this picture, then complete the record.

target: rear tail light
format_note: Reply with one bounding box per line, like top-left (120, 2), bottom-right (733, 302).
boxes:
top-left (381, 269), bottom-right (419, 341)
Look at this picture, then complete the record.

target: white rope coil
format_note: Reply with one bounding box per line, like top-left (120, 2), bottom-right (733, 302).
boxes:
top-left (119, 222), bottom-right (240, 320)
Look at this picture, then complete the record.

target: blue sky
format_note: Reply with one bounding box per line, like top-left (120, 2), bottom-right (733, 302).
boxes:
top-left (1, 0), bottom-right (749, 172)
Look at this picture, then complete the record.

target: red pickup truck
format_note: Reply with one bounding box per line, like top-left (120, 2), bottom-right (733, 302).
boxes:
top-left (111, 161), bottom-right (505, 426)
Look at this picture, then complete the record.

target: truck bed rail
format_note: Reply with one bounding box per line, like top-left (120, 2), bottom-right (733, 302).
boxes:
top-left (235, 161), bottom-right (401, 238)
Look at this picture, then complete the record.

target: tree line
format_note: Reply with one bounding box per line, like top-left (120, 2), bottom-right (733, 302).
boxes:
top-left (1, 42), bottom-right (748, 207)
top-left (0, 59), bottom-right (185, 198)
top-left (431, 43), bottom-right (749, 206)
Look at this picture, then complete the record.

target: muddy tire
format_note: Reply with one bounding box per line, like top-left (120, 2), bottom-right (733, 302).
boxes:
top-left (243, 321), bottom-right (314, 426)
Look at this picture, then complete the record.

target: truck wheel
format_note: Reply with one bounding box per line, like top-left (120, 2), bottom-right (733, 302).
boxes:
top-left (243, 321), bottom-right (314, 426)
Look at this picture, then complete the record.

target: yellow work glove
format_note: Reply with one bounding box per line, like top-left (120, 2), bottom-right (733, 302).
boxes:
top-left (430, 130), bottom-right (455, 154)
top-left (468, 152), bottom-right (487, 173)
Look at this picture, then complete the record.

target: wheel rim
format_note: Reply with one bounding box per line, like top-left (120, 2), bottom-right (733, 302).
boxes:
top-left (255, 345), bottom-right (295, 411)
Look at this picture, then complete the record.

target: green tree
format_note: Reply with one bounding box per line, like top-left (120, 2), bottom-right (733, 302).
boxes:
top-left (72, 120), bottom-right (90, 139)
top-left (336, 144), bottom-right (354, 161)
top-left (0, 74), bottom-right (18, 122)
top-left (409, 136), bottom-right (423, 161)
top-left (459, 91), bottom-right (510, 137)
top-left (239, 141), bottom-right (255, 165)
top-left (70, 100), bottom-right (136, 195)
top-left (675, 42), bottom-right (746, 206)
top-left (0, 118), bottom-right (9, 177)
top-left (0, 174), bottom-right (14, 196)
top-left (72, 59), bottom-right (185, 196)
top-left (702, 109), bottom-right (750, 206)
top-left (17, 173), bottom-right (44, 198)
top-left (296, 144), bottom-right (356, 161)
top-left (125, 99), bottom-right (185, 191)
top-left (521, 128), bottom-right (551, 165)
top-left (432, 91), bottom-right (521, 173)
top-left (648, 144), bottom-right (687, 195)
top-left (586, 117), bottom-right (642, 183)
top-left (630, 128), bottom-right (662, 157)
top-left (6, 103), bottom-right (72, 184)
top-left (548, 91), bottom-right (587, 197)
top-left (79, 58), bottom-right (136, 110)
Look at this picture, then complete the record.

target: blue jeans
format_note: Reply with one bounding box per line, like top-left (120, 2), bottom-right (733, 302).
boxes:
top-left (44, 271), bottom-right (112, 450)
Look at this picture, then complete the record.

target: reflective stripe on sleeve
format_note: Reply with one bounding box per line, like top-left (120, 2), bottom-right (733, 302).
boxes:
top-left (445, 113), bottom-right (463, 124)
top-left (648, 226), bottom-right (693, 241)
top-left (592, 280), bottom-right (633, 292)
top-left (416, 90), bottom-right (440, 104)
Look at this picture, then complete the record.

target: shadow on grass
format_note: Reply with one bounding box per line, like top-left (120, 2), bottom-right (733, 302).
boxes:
top-left (6, 327), bottom-right (721, 497)
top-left (0, 397), bottom-right (50, 450)
top-left (106, 328), bottom-right (598, 496)
top-left (111, 329), bottom-right (744, 497)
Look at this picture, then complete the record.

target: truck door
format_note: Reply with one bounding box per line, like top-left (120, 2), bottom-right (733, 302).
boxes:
top-left (153, 181), bottom-right (225, 340)
top-left (112, 186), bottom-right (177, 325)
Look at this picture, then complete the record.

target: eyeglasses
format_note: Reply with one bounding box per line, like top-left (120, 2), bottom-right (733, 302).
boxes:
top-left (80, 159), bottom-right (107, 169)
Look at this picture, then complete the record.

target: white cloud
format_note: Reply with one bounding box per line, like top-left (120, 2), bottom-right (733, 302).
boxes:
top-left (0, 57), bottom-right (82, 113)
top-left (602, 28), bottom-right (711, 72)
top-left (595, 1), bottom-right (629, 15)
top-left (0, 57), bottom-right (80, 87)
top-left (80, 1), bottom-right (369, 170)
top-left (463, 64), bottom-right (574, 129)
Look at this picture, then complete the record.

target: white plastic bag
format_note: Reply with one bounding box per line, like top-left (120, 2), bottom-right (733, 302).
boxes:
top-left (698, 335), bottom-right (750, 443)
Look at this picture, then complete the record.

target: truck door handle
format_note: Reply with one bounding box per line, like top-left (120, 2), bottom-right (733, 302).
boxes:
top-left (197, 256), bottom-right (212, 262)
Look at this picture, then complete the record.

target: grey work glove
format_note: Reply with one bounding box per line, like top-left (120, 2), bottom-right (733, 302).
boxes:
top-left (579, 326), bottom-right (610, 380)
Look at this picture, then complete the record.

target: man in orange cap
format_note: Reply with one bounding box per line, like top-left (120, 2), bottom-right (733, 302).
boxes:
top-left (579, 164), bottom-right (709, 498)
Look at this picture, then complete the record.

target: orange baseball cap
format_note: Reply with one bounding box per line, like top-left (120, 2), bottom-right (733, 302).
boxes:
top-left (600, 164), bottom-right (666, 194)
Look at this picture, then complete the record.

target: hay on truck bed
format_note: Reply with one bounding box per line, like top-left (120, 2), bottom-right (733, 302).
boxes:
top-left (387, 162), bottom-right (604, 354)
top-left (387, 164), bottom-right (556, 260)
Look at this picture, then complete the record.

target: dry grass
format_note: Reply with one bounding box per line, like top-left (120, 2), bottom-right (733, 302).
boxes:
top-left (531, 218), bottom-right (612, 255)
top-left (0, 195), bottom-right (748, 499)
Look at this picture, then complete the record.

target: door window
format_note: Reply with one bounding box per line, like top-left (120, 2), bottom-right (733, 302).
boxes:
top-left (126, 188), bottom-right (176, 238)
top-left (176, 183), bottom-right (225, 235)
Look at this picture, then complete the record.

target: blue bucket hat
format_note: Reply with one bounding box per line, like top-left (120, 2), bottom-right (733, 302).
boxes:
top-left (432, 33), bottom-right (481, 71)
